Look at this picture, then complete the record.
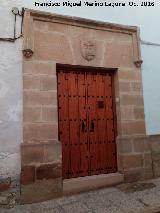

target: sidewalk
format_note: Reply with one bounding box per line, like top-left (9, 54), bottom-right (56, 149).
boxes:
top-left (1, 177), bottom-right (160, 213)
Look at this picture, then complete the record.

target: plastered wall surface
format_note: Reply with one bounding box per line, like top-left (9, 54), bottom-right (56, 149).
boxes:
top-left (0, 0), bottom-right (160, 184)
top-left (0, 0), bottom-right (23, 184)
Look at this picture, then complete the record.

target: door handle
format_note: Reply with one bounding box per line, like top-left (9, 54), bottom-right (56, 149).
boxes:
top-left (82, 121), bottom-right (85, 132)
top-left (90, 121), bottom-right (94, 132)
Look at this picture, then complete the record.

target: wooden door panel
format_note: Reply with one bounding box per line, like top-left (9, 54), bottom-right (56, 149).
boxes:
top-left (69, 121), bottom-right (79, 145)
top-left (68, 72), bottom-right (78, 96)
top-left (77, 73), bottom-right (89, 176)
top-left (79, 143), bottom-right (89, 176)
top-left (87, 74), bottom-right (97, 175)
top-left (58, 69), bottom-right (117, 179)
top-left (106, 120), bottom-right (115, 142)
top-left (58, 72), bottom-right (68, 121)
top-left (87, 72), bottom-right (117, 175)
top-left (106, 142), bottom-right (117, 172)
top-left (68, 97), bottom-right (78, 120)
top-left (70, 145), bottom-right (80, 178)
top-left (59, 121), bottom-right (70, 179)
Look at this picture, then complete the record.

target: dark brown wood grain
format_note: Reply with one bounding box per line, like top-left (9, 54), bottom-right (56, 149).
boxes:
top-left (57, 68), bottom-right (117, 179)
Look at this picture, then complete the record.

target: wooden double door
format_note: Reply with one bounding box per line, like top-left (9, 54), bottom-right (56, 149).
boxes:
top-left (58, 69), bottom-right (117, 179)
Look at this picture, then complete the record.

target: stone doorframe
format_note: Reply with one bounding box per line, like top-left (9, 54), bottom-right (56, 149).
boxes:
top-left (21, 9), bottom-right (151, 203)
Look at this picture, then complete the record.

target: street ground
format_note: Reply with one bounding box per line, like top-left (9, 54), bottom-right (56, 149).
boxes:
top-left (1, 177), bottom-right (160, 213)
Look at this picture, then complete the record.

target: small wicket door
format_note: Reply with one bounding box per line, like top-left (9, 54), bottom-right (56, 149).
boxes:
top-left (58, 69), bottom-right (117, 179)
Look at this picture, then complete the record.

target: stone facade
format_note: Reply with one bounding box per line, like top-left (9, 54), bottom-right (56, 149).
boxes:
top-left (20, 9), bottom-right (160, 203)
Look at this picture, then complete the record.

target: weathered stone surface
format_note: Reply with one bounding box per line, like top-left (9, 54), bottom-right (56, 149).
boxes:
top-left (120, 154), bottom-right (144, 169)
top-left (71, 35), bottom-right (105, 67)
top-left (23, 123), bottom-right (58, 142)
top-left (47, 21), bottom-right (70, 34)
top-left (124, 167), bottom-right (153, 182)
top-left (41, 106), bottom-right (58, 123)
top-left (116, 137), bottom-right (133, 154)
top-left (23, 75), bottom-right (40, 90)
top-left (117, 182), bottom-right (155, 193)
top-left (120, 94), bottom-right (144, 106)
top-left (152, 150), bottom-right (160, 177)
top-left (34, 20), bottom-right (48, 31)
top-left (118, 81), bottom-right (131, 93)
top-left (144, 167), bottom-right (153, 179)
top-left (152, 151), bottom-right (160, 161)
top-left (24, 90), bottom-right (57, 106)
top-left (23, 107), bottom-right (41, 122)
top-left (44, 142), bottom-right (61, 163)
top-left (124, 169), bottom-right (145, 182)
top-left (20, 178), bottom-right (62, 204)
top-left (153, 160), bottom-right (160, 177)
top-left (130, 82), bottom-right (143, 92)
top-left (63, 173), bottom-right (124, 195)
top-left (21, 144), bottom-right (44, 165)
top-left (121, 121), bottom-right (145, 135)
top-left (150, 135), bottom-right (160, 152)
top-left (23, 61), bottom-right (56, 75)
top-left (34, 32), bottom-right (73, 64)
top-left (118, 69), bottom-right (141, 81)
top-left (120, 106), bottom-right (134, 120)
top-left (134, 107), bottom-right (145, 119)
top-left (40, 76), bottom-right (57, 91)
top-left (133, 137), bottom-right (146, 152)
top-left (21, 166), bottom-right (35, 185)
top-left (36, 163), bottom-right (62, 180)
top-left (21, 141), bottom-right (61, 165)
top-left (144, 153), bottom-right (152, 168)
top-left (103, 42), bottom-right (134, 68)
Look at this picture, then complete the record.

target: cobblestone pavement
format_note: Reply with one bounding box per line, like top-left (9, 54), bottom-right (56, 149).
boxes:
top-left (1, 178), bottom-right (160, 213)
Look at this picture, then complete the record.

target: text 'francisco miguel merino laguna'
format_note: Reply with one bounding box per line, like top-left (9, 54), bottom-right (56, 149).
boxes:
top-left (35, 1), bottom-right (155, 7)
top-left (35, 1), bottom-right (127, 7)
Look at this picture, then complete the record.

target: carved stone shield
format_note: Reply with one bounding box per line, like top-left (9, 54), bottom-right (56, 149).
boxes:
top-left (80, 39), bottom-right (96, 61)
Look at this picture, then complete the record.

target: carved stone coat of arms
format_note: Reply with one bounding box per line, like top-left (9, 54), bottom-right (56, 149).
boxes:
top-left (80, 39), bottom-right (96, 61)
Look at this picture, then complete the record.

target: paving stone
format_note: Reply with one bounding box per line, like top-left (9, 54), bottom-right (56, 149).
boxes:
top-left (93, 206), bottom-right (124, 213)
top-left (83, 196), bottom-right (111, 210)
top-left (88, 187), bottom-right (119, 197)
top-left (0, 205), bottom-right (31, 213)
top-left (128, 186), bottom-right (159, 201)
top-left (116, 199), bottom-right (144, 213)
top-left (151, 179), bottom-right (160, 190)
top-left (117, 182), bottom-right (156, 193)
top-left (31, 198), bottom-right (59, 209)
top-left (143, 206), bottom-right (160, 213)
top-left (61, 201), bottom-right (89, 213)
top-left (31, 205), bottom-right (64, 213)
top-left (101, 191), bottom-right (144, 213)
top-left (0, 209), bottom-right (9, 213)
top-left (55, 192), bottom-right (92, 206)
top-left (1, 178), bottom-right (160, 213)
top-left (140, 193), bottom-right (160, 209)
top-left (55, 195), bottom-right (79, 205)
top-left (101, 190), bottom-right (129, 204)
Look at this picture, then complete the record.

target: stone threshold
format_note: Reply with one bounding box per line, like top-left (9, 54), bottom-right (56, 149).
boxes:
top-left (63, 172), bottom-right (124, 195)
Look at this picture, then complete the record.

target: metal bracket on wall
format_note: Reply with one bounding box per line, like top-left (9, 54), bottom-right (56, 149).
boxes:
top-left (0, 7), bottom-right (25, 42)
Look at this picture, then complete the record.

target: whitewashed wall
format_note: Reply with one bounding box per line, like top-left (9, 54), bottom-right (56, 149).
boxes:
top-left (0, 0), bottom-right (23, 184)
top-left (0, 0), bottom-right (160, 181)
